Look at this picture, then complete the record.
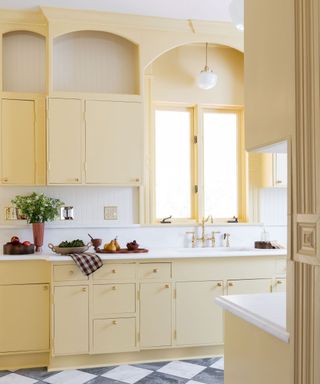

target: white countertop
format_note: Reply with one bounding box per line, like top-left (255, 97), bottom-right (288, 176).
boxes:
top-left (215, 292), bottom-right (289, 343)
top-left (0, 246), bottom-right (287, 261)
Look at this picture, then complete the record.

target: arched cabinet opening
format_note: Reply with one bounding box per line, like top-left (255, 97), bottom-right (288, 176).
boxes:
top-left (52, 31), bottom-right (139, 94)
top-left (2, 31), bottom-right (46, 93)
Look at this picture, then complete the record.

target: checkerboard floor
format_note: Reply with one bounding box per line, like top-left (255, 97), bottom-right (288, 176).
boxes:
top-left (0, 357), bottom-right (224, 384)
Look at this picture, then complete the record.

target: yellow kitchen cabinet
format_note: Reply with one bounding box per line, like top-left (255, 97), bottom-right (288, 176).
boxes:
top-left (227, 278), bottom-right (272, 295)
top-left (1, 98), bottom-right (46, 185)
top-left (53, 285), bottom-right (89, 355)
top-left (175, 281), bottom-right (224, 346)
top-left (140, 282), bottom-right (172, 348)
top-left (0, 284), bottom-right (49, 353)
top-left (92, 318), bottom-right (137, 354)
top-left (85, 100), bottom-right (143, 185)
top-left (47, 98), bottom-right (83, 184)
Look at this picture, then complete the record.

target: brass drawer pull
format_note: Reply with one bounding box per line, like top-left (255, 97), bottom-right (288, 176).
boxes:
top-left (112, 320), bottom-right (117, 325)
top-left (112, 286), bottom-right (116, 290)
top-left (228, 282), bottom-right (234, 287)
top-left (153, 268), bottom-right (158, 273)
top-left (112, 269), bottom-right (116, 274)
top-left (217, 282), bottom-right (223, 287)
top-left (43, 285), bottom-right (49, 290)
top-left (82, 287), bottom-right (87, 292)
top-left (165, 284), bottom-right (170, 289)
top-left (69, 270), bottom-right (74, 275)
top-left (277, 280), bottom-right (283, 284)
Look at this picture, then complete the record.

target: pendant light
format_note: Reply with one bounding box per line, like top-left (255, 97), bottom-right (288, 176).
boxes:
top-left (229, 0), bottom-right (244, 31)
top-left (197, 43), bottom-right (218, 90)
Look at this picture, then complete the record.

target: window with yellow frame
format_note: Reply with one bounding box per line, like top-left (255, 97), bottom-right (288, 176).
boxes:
top-left (150, 104), bottom-right (246, 223)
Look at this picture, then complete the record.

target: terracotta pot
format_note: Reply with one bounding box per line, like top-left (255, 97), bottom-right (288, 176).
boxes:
top-left (32, 222), bottom-right (45, 252)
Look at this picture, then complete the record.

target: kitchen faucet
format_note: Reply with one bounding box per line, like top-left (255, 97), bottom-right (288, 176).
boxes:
top-left (186, 215), bottom-right (220, 247)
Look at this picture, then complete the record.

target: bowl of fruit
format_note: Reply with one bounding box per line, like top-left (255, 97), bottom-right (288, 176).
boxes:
top-left (48, 239), bottom-right (90, 255)
top-left (3, 236), bottom-right (35, 255)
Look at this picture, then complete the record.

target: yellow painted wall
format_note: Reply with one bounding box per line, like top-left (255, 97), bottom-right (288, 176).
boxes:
top-left (148, 45), bottom-right (243, 105)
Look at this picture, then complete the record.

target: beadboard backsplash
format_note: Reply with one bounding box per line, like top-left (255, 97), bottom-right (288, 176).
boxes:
top-left (0, 186), bottom-right (287, 252)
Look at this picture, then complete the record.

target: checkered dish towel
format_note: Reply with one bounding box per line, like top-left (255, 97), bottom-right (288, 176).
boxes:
top-left (70, 252), bottom-right (103, 276)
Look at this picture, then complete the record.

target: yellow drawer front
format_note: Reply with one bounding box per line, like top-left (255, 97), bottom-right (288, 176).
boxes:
top-left (139, 263), bottom-right (172, 280)
top-left (93, 284), bottom-right (136, 315)
top-left (53, 265), bottom-right (88, 282)
top-left (93, 318), bottom-right (137, 354)
top-left (0, 261), bottom-right (49, 284)
top-left (93, 263), bottom-right (136, 281)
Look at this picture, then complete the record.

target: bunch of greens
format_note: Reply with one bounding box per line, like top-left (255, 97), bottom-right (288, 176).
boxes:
top-left (11, 192), bottom-right (64, 223)
top-left (58, 239), bottom-right (85, 248)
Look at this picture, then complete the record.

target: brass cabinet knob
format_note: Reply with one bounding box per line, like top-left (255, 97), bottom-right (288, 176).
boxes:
top-left (228, 282), bottom-right (234, 287)
top-left (165, 284), bottom-right (170, 289)
top-left (217, 282), bottom-right (223, 287)
top-left (2, 178), bottom-right (8, 182)
top-left (75, 178), bottom-right (79, 182)
top-left (112, 269), bottom-right (116, 274)
top-left (153, 268), bottom-right (158, 273)
top-left (112, 286), bottom-right (116, 290)
top-left (277, 280), bottom-right (283, 284)
top-left (112, 320), bottom-right (117, 325)
top-left (43, 285), bottom-right (49, 290)
top-left (82, 287), bottom-right (87, 292)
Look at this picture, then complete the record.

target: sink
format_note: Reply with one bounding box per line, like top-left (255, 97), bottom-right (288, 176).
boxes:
top-left (178, 246), bottom-right (256, 253)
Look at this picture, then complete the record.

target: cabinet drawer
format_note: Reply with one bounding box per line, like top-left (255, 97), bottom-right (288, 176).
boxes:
top-left (53, 265), bottom-right (88, 282)
top-left (93, 263), bottom-right (136, 281)
top-left (93, 284), bottom-right (136, 315)
top-left (139, 263), bottom-right (171, 280)
top-left (93, 318), bottom-right (137, 354)
top-left (276, 258), bottom-right (287, 276)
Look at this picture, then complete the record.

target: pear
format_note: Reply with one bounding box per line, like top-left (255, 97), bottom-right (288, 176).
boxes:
top-left (114, 237), bottom-right (121, 251)
top-left (104, 240), bottom-right (117, 252)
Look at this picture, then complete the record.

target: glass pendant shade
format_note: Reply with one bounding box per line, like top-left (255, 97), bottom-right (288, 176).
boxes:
top-left (197, 43), bottom-right (218, 90)
top-left (229, 0), bottom-right (244, 31)
top-left (197, 66), bottom-right (218, 90)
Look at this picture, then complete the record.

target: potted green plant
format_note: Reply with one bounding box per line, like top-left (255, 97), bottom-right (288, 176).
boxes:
top-left (11, 192), bottom-right (64, 252)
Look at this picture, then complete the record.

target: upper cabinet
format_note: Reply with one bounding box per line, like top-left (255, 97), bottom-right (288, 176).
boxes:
top-left (245, 0), bottom-right (295, 150)
top-left (52, 31), bottom-right (139, 95)
top-left (2, 31), bottom-right (46, 94)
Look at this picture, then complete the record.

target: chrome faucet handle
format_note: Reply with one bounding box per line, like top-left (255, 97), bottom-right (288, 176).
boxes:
top-left (186, 231), bottom-right (196, 247)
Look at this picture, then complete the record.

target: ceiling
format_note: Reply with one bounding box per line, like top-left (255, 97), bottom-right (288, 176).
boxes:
top-left (0, 0), bottom-right (234, 22)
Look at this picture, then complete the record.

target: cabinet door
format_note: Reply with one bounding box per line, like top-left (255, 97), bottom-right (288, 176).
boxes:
top-left (176, 281), bottom-right (224, 346)
top-left (85, 100), bottom-right (143, 184)
top-left (140, 282), bottom-right (172, 348)
top-left (48, 98), bottom-right (83, 184)
top-left (0, 284), bottom-right (49, 352)
top-left (273, 153), bottom-right (287, 187)
top-left (227, 278), bottom-right (272, 295)
top-left (1, 99), bottom-right (35, 184)
top-left (53, 285), bottom-right (89, 355)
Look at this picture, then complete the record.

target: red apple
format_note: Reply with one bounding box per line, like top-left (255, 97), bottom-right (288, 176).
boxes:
top-left (22, 241), bottom-right (31, 247)
top-left (11, 236), bottom-right (20, 245)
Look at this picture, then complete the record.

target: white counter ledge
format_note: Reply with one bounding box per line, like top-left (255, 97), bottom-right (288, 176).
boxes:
top-left (216, 292), bottom-right (289, 343)
top-left (0, 247), bottom-right (287, 261)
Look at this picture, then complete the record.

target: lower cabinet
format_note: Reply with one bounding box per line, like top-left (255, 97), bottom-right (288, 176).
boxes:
top-left (53, 285), bottom-right (89, 355)
top-left (93, 318), bottom-right (137, 354)
top-left (227, 278), bottom-right (272, 295)
top-left (140, 282), bottom-right (172, 348)
top-left (175, 281), bottom-right (224, 346)
top-left (0, 284), bottom-right (49, 353)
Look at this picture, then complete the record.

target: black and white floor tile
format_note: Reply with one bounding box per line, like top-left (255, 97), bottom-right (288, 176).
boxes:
top-left (0, 357), bottom-right (224, 384)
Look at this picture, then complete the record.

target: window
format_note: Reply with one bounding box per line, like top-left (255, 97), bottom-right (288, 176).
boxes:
top-left (151, 105), bottom-right (244, 223)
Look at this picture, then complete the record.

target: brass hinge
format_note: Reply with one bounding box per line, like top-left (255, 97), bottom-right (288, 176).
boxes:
top-left (137, 290), bottom-right (140, 300)
top-left (174, 330), bottom-right (177, 339)
top-left (194, 185), bottom-right (198, 194)
top-left (137, 332), bottom-right (140, 342)
top-left (194, 135), bottom-right (198, 144)
top-left (173, 288), bottom-right (177, 299)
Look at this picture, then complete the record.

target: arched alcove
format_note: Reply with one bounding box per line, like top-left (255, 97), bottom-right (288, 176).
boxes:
top-left (53, 31), bottom-right (139, 94)
top-left (2, 31), bottom-right (46, 93)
